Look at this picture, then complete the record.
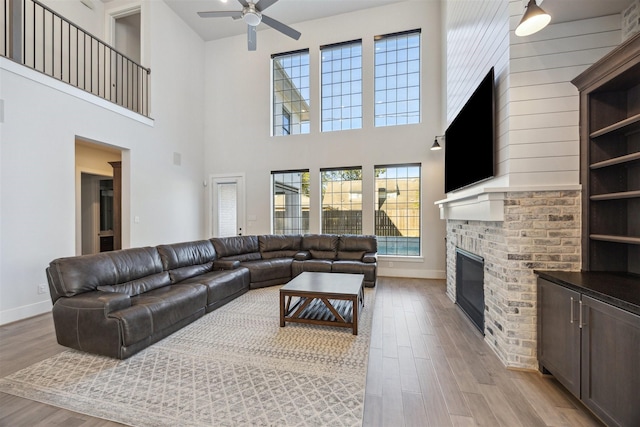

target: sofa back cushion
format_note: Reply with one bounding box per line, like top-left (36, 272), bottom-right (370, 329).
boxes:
top-left (47, 247), bottom-right (166, 302)
top-left (259, 234), bottom-right (302, 259)
top-left (97, 272), bottom-right (171, 296)
top-left (211, 236), bottom-right (261, 262)
top-left (156, 240), bottom-right (217, 283)
top-left (337, 234), bottom-right (377, 260)
top-left (302, 234), bottom-right (338, 260)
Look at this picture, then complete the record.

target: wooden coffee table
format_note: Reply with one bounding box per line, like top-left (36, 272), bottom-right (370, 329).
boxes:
top-left (280, 272), bottom-right (365, 335)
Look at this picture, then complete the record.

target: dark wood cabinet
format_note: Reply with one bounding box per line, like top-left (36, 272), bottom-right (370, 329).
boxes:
top-left (537, 275), bottom-right (640, 427)
top-left (537, 278), bottom-right (581, 396)
top-left (581, 295), bottom-right (640, 427)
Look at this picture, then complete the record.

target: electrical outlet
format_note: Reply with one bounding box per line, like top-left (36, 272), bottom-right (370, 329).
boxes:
top-left (389, 262), bottom-right (394, 268)
top-left (37, 284), bottom-right (47, 295)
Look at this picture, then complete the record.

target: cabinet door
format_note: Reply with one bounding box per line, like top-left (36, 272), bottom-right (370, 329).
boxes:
top-left (581, 295), bottom-right (640, 427)
top-left (537, 278), bottom-right (581, 397)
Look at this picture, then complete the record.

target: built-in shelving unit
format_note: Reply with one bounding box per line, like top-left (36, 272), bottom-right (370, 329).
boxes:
top-left (536, 34), bottom-right (640, 427)
top-left (572, 32), bottom-right (640, 274)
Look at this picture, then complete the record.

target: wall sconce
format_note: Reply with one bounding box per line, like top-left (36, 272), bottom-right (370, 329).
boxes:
top-left (515, 0), bottom-right (551, 37)
top-left (431, 135), bottom-right (443, 151)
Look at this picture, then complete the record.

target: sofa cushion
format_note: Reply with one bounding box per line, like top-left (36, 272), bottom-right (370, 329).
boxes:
top-left (259, 234), bottom-right (302, 259)
top-left (156, 240), bottom-right (217, 283)
top-left (180, 268), bottom-right (250, 308)
top-left (332, 260), bottom-right (377, 283)
top-left (337, 235), bottom-right (377, 261)
top-left (112, 284), bottom-right (207, 346)
top-left (292, 259), bottom-right (332, 277)
top-left (211, 236), bottom-right (261, 262)
top-left (47, 247), bottom-right (164, 301)
top-left (242, 258), bottom-right (293, 285)
top-left (98, 272), bottom-right (171, 296)
top-left (302, 234), bottom-right (338, 260)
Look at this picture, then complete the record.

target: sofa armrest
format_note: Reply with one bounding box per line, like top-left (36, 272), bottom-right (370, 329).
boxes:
top-left (362, 252), bottom-right (377, 263)
top-left (294, 251), bottom-right (311, 261)
top-left (55, 290), bottom-right (131, 316)
top-left (52, 291), bottom-right (130, 359)
top-left (214, 259), bottom-right (241, 270)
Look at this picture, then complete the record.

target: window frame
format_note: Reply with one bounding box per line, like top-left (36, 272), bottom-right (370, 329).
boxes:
top-left (374, 163), bottom-right (421, 257)
top-left (271, 169), bottom-right (310, 235)
top-left (271, 49), bottom-right (311, 136)
top-left (320, 166), bottom-right (363, 235)
top-left (320, 39), bottom-right (363, 132)
top-left (374, 29), bottom-right (421, 128)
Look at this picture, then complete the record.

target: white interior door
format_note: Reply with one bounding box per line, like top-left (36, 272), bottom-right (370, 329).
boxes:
top-left (211, 175), bottom-right (245, 237)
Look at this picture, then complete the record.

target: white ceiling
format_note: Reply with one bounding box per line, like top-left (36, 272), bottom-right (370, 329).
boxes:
top-left (161, 0), bottom-right (635, 42)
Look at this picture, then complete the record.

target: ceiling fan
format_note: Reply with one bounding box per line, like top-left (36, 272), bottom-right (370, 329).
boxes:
top-left (198, 0), bottom-right (301, 51)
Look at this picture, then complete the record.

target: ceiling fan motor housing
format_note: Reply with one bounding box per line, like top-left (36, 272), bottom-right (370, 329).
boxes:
top-left (243, 4), bottom-right (262, 26)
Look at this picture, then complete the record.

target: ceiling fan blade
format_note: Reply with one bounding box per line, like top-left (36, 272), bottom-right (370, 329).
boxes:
top-left (237, 0), bottom-right (249, 6)
top-left (255, 0), bottom-right (278, 12)
top-left (248, 25), bottom-right (257, 51)
top-left (198, 11), bottom-right (243, 19)
top-left (261, 14), bottom-right (301, 40)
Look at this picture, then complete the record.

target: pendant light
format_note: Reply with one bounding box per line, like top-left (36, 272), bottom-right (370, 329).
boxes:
top-left (431, 136), bottom-right (443, 151)
top-left (515, 0), bottom-right (551, 37)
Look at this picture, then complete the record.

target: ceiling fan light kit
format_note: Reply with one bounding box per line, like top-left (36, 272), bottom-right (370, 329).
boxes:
top-left (198, 0), bottom-right (301, 51)
top-left (242, 3), bottom-right (262, 26)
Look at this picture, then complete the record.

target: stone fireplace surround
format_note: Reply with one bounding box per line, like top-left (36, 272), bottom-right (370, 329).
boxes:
top-left (438, 188), bottom-right (581, 370)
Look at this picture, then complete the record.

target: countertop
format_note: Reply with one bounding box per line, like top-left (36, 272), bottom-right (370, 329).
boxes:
top-left (534, 270), bottom-right (640, 316)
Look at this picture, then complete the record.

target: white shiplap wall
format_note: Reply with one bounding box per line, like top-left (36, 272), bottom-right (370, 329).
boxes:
top-left (507, 10), bottom-right (622, 186)
top-left (445, 1), bottom-right (622, 191)
top-left (446, 0), bottom-right (510, 188)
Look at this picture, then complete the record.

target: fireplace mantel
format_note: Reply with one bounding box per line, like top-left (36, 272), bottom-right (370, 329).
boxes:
top-left (435, 185), bottom-right (581, 221)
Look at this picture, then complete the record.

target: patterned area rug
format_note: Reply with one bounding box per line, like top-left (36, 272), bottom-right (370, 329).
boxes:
top-left (0, 285), bottom-right (375, 426)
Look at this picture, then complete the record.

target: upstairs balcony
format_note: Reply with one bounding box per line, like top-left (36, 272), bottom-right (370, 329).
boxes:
top-left (1, 0), bottom-right (150, 117)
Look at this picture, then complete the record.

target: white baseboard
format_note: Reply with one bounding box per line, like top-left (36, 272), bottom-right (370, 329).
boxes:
top-left (378, 268), bottom-right (446, 279)
top-left (0, 300), bottom-right (52, 325)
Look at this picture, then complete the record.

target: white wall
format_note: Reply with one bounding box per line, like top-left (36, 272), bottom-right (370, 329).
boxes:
top-left (507, 12), bottom-right (622, 186)
top-left (40, 0), bottom-right (106, 37)
top-left (0, 0), bottom-right (206, 324)
top-left (444, 0), bottom-right (622, 196)
top-left (203, 1), bottom-right (446, 279)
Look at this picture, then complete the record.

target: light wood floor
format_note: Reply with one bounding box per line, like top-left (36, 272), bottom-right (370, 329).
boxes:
top-left (0, 277), bottom-right (603, 427)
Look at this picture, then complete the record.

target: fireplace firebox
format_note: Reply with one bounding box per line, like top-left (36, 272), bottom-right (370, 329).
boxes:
top-left (455, 248), bottom-right (485, 334)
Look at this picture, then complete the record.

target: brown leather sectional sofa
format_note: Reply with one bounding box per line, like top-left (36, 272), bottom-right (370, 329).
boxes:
top-left (46, 234), bottom-right (377, 359)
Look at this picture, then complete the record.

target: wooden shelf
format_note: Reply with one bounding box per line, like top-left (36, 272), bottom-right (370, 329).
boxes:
top-left (572, 32), bottom-right (640, 274)
top-left (590, 234), bottom-right (640, 245)
top-left (590, 151), bottom-right (640, 169)
top-left (590, 113), bottom-right (640, 138)
top-left (590, 190), bottom-right (640, 201)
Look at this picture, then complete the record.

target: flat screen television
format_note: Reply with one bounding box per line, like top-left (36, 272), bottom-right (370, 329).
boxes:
top-left (444, 67), bottom-right (495, 193)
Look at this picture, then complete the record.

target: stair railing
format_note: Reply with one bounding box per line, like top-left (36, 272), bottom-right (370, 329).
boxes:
top-left (1, 0), bottom-right (151, 117)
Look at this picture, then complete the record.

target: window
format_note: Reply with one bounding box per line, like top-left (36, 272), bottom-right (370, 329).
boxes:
top-left (272, 50), bottom-right (310, 136)
top-left (375, 164), bottom-right (421, 256)
top-left (374, 29), bottom-right (421, 127)
top-left (321, 167), bottom-right (362, 234)
top-left (272, 170), bottom-right (310, 234)
top-left (321, 40), bottom-right (362, 132)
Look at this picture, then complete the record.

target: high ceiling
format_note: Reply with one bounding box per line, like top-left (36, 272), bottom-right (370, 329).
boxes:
top-left (161, 0), bottom-right (635, 42)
